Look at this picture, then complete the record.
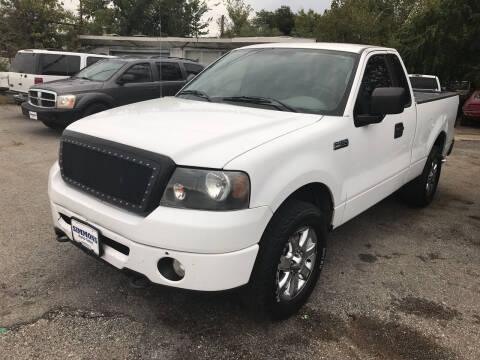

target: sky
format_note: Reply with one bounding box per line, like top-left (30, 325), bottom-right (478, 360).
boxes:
top-left (63, 0), bottom-right (332, 36)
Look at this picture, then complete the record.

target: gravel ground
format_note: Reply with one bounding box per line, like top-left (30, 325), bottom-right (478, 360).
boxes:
top-left (0, 103), bottom-right (479, 359)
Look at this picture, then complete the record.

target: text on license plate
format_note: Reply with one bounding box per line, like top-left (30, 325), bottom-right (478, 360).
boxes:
top-left (71, 219), bottom-right (100, 256)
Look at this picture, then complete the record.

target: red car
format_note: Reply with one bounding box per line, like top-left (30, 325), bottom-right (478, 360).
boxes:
top-left (463, 90), bottom-right (480, 122)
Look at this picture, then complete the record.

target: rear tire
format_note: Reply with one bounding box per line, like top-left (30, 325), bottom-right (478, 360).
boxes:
top-left (400, 145), bottom-right (443, 207)
top-left (243, 199), bottom-right (327, 320)
top-left (82, 103), bottom-right (109, 118)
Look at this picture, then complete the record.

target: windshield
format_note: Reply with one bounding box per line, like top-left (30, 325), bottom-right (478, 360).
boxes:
top-left (75, 59), bottom-right (124, 81)
top-left (409, 76), bottom-right (439, 90)
top-left (178, 48), bottom-right (358, 115)
top-left (10, 52), bottom-right (37, 74)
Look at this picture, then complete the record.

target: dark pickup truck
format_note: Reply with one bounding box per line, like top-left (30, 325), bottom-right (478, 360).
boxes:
top-left (21, 57), bottom-right (204, 129)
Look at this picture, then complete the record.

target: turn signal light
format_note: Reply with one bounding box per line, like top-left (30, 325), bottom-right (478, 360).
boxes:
top-left (34, 77), bottom-right (43, 84)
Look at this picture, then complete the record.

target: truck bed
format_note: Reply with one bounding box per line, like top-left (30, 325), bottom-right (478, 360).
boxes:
top-left (414, 91), bottom-right (458, 104)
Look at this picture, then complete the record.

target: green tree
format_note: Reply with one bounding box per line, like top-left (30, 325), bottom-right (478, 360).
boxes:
top-left (185, 0), bottom-right (210, 38)
top-left (292, 9), bottom-right (320, 38)
top-left (81, 0), bottom-right (209, 37)
top-left (273, 5), bottom-right (294, 35)
top-left (0, 0), bottom-right (76, 57)
top-left (397, 0), bottom-right (480, 86)
top-left (223, 0), bottom-right (252, 37)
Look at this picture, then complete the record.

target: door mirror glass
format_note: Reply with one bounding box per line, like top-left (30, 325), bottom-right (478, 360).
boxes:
top-left (371, 87), bottom-right (406, 115)
top-left (186, 73), bottom-right (196, 82)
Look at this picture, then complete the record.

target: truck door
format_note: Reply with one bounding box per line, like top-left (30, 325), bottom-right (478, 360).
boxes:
top-left (343, 52), bottom-right (416, 222)
top-left (114, 63), bottom-right (157, 106)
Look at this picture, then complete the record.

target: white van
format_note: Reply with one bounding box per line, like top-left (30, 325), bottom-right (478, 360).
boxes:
top-left (8, 49), bottom-right (113, 104)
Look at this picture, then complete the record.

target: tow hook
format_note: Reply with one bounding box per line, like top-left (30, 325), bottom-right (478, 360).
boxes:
top-left (55, 228), bottom-right (69, 242)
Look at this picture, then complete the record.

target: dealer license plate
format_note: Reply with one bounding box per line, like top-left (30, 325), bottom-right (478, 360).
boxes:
top-left (29, 111), bottom-right (37, 120)
top-left (71, 219), bottom-right (101, 256)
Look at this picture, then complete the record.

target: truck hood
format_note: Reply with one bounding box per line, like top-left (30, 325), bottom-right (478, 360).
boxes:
top-left (34, 77), bottom-right (103, 93)
top-left (66, 97), bottom-right (321, 168)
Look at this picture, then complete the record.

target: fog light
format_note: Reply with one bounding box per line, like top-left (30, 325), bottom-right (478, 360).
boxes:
top-left (157, 257), bottom-right (185, 281)
top-left (173, 259), bottom-right (185, 278)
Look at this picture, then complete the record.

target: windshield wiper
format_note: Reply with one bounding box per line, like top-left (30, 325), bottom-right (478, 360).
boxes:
top-left (178, 89), bottom-right (211, 102)
top-left (219, 96), bottom-right (297, 112)
top-left (73, 76), bottom-right (91, 81)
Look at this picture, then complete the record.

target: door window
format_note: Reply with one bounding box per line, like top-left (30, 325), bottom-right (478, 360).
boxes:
top-left (123, 63), bottom-right (152, 82)
top-left (38, 54), bottom-right (81, 76)
top-left (387, 54), bottom-right (411, 106)
top-left (184, 63), bottom-right (204, 77)
top-left (156, 62), bottom-right (183, 81)
top-left (355, 55), bottom-right (392, 115)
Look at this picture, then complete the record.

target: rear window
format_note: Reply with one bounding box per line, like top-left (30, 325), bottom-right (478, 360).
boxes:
top-left (10, 52), bottom-right (37, 74)
top-left (409, 77), bottom-right (438, 90)
top-left (38, 54), bottom-right (81, 76)
top-left (157, 62), bottom-right (183, 81)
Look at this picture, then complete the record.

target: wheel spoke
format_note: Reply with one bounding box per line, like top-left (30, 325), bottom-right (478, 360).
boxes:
top-left (299, 265), bottom-right (311, 279)
top-left (304, 243), bottom-right (316, 258)
top-left (298, 227), bottom-right (309, 249)
top-left (278, 271), bottom-right (291, 292)
top-left (288, 273), bottom-right (300, 297)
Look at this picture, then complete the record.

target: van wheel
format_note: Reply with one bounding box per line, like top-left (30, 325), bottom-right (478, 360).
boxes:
top-left (82, 103), bottom-right (109, 118)
top-left (243, 199), bottom-right (327, 320)
top-left (400, 145), bottom-right (442, 207)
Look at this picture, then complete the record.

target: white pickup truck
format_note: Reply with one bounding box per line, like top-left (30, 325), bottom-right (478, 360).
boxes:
top-left (49, 43), bottom-right (458, 319)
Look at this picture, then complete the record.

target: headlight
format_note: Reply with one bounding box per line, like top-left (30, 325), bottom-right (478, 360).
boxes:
top-left (56, 95), bottom-right (76, 109)
top-left (160, 168), bottom-right (250, 210)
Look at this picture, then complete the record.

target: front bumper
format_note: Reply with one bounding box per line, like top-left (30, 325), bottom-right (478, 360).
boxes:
top-left (49, 162), bottom-right (272, 291)
top-left (21, 101), bottom-right (81, 125)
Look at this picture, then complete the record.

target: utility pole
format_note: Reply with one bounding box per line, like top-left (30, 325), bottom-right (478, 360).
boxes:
top-left (79, 0), bottom-right (84, 34)
top-left (220, 15), bottom-right (225, 38)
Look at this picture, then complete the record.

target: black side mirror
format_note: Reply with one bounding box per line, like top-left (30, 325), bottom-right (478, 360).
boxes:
top-left (117, 73), bottom-right (136, 85)
top-left (355, 87), bottom-right (406, 127)
top-left (371, 87), bottom-right (406, 115)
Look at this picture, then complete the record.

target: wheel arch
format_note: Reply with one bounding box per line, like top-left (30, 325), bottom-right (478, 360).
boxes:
top-left (76, 93), bottom-right (114, 112)
top-left (272, 182), bottom-right (335, 228)
top-left (433, 130), bottom-right (447, 151)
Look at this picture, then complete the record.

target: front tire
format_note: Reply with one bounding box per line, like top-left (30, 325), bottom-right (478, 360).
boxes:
top-left (401, 145), bottom-right (443, 207)
top-left (243, 200), bottom-right (327, 320)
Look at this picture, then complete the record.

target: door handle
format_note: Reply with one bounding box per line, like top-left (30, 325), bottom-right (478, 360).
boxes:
top-left (394, 123), bottom-right (404, 139)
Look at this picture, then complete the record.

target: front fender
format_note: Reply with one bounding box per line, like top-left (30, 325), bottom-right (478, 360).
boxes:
top-left (75, 92), bottom-right (115, 110)
top-left (225, 117), bottom-right (351, 227)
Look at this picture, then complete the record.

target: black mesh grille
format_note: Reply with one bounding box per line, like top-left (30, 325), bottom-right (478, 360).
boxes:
top-left (60, 131), bottom-right (176, 215)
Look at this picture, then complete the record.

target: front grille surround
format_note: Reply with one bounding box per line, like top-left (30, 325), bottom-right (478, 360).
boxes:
top-left (60, 131), bottom-right (176, 215)
top-left (29, 89), bottom-right (57, 108)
